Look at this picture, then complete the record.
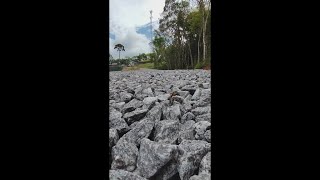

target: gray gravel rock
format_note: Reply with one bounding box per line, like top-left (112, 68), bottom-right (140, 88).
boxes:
top-left (181, 85), bottom-right (197, 95)
top-left (142, 87), bottom-right (154, 97)
top-left (135, 138), bottom-right (179, 178)
top-left (109, 128), bottom-right (119, 148)
top-left (109, 70), bottom-right (213, 179)
top-left (123, 109), bottom-right (148, 125)
top-left (142, 96), bottom-right (158, 110)
top-left (177, 140), bottom-right (211, 180)
top-left (154, 120), bottom-right (180, 144)
top-left (191, 88), bottom-right (201, 100)
top-left (117, 118), bottom-right (155, 146)
top-left (145, 103), bottom-right (163, 123)
top-left (171, 95), bottom-right (184, 104)
top-left (193, 121), bottom-right (211, 140)
top-left (184, 94), bottom-right (192, 101)
top-left (121, 99), bottom-right (144, 114)
top-left (162, 104), bottom-right (181, 120)
top-left (183, 101), bottom-right (192, 112)
top-left (202, 83), bottom-right (210, 89)
top-left (204, 130), bottom-right (211, 143)
top-left (109, 169), bottom-right (147, 180)
top-left (120, 92), bottom-right (133, 102)
top-left (111, 140), bottom-right (139, 172)
top-left (189, 173), bottom-right (211, 180)
top-left (178, 120), bottom-right (196, 144)
top-left (199, 152), bottom-right (211, 174)
top-left (199, 89), bottom-right (211, 103)
top-left (112, 102), bottom-right (126, 111)
top-left (181, 112), bottom-right (195, 124)
top-left (177, 90), bottom-right (190, 98)
top-left (195, 113), bottom-right (211, 122)
top-left (154, 160), bottom-right (179, 180)
top-left (157, 94), bottom-right (171, 102)
top-left (191, 106), bottom-right (211, 116)
top-left (109, 108), bottom-right (130, 134)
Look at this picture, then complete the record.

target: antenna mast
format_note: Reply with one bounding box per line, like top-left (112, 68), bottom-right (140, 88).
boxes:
top-left (150, 10), bottom-right (153, 41)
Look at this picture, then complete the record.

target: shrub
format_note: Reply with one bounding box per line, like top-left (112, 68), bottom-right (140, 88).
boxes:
top-left (195, 61), bottom-right (203, 69)
top-left (109, 65), bottom-right (123, 71)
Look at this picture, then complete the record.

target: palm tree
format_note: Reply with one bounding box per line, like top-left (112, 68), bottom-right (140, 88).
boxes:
top-left (114, 44), bottom-right (125, 60)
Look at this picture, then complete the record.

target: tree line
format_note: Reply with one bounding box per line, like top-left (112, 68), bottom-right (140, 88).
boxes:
top-left (109, 52), bottom-right (155, 66)
top-left (109, 0), bottom-right (212, 70)
top-left (152, 0), bottom-right (212, 70)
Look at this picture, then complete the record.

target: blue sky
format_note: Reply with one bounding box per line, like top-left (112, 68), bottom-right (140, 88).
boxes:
top-left (109, 0), bottom-right (165, 58)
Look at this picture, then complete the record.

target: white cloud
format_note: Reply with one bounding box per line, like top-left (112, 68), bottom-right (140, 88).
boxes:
top-left (109, 0), bottom-right (165, 58)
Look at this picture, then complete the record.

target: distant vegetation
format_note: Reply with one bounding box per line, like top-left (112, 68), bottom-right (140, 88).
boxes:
top-left (152, 0), bottom-right (212, 70)
top-left (109, 0), bottom-right (212, 71)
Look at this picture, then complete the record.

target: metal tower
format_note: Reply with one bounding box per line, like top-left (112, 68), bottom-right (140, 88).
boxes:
top-left (150, 10), bottom-right (153, 41)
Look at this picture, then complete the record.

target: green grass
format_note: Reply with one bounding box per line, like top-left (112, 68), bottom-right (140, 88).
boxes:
top-left (137, 62), bottom-right (154, 69)
top-left (122, 66), bottom-right (139, 71)
top-left (122, 62), bottom-right (154, 71)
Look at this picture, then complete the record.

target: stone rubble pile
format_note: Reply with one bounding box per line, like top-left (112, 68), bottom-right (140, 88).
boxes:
top-left (109, 70), bottom-right (212, 180)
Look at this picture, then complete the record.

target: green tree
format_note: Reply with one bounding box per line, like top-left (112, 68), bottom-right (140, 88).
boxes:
top-left (114, 44), bottom-right (125, 60)
top-left (109, 54), bottom-right (114, 65)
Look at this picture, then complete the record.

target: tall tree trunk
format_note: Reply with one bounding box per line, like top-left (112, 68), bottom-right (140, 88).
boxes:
top-left (188, 40), bottom-right (193, 69)
top-left (203, 5), bottom-right (210, 62)
top-left (197, 29), bottom-right (201, 64)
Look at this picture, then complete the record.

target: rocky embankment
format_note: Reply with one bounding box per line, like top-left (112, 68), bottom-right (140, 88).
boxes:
top-left (109, 70), bottom-right (212, 180)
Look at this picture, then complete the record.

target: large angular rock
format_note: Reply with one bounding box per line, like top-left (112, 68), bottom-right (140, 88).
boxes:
top-left (109, 170), bottom-right (147, 180)
top-left (199, 152), bottom-right (211, 174)
top-left (177, 90), bottom-right (190, 98)
top-left (154, 160), bottom-right (179, 180)
top-left (109, 108), bottom-right (130, 134)
top-left (145, 103), bottom-right (163, 122)
top-left (178, 120), bottom-right (196, 144)
top-left (181, 112), bottom-right (195, 124)
top-left (154, 90), bottom-right (165, 96)
top-left (184, 94), bottom-right (192, 101)
top-left (183, 100), bottom-right (192, 112)
top-left (178, 103), bottom-right (187, 117)
top-left (154, 120), bottom-right (180, 144)
top-left (117, 118), bottom-right (155, 146)
top-left (121, 99), bottom-right (143, 114)
top-left (110, 101), bottom-right (126, 111)
top-left (171, 95), bottom-right (184, 104)
top-left (123, 109), bottom-right (148, 125)
top-left (189, 173), bottom-right (211, 180)
top-left (162, 104), bottom-right (181, 121)
top-left (109, 128), bottom-right (119, 148)
top-left (191, 106), bottom-right (211, 116)
top-left (110, 91), bottom-right (120, 102)
top-left (180, 120), bottom-right (196, 131)
top-left (177, 140), bottom-right (211, 180)
top-left (181, 85), bottom-right (197, 95)
top-left (199, 89), bottom-right (211, 103)
top-left (111, 140), bottom-right (139, 172)
top-left (157, 94), bottom-right (171, 102)
top-left (135, 138), bottom-right (179, 178)
top-left (193, 121), bottom-right (211, 140)
top-left (195, 113), bottom-right (211, 122)
top-left (191, 88), bottom-right (201, 100)
top-left (176, 80), bottom-right (188, 88)
top-left (204, 130), bottom-right (211, 143)
top-left (119, 92), bottom-right (133, 103)
top-left (202, 83), bottom-right (210, 89)
top-left (142, 96), bottom-right (158, 110)
top-left (126, 87), bottom-right (135, 95)
top-left (142, 87), bottom-right (154, 97)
